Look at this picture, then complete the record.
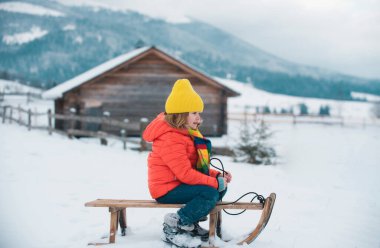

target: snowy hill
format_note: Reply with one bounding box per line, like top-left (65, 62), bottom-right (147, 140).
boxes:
top-left (0, 1), bottom-right (65, 16)
top-left (0, 79), bottom-right (42, 94)
top-left (218, 78), bottom-right (377, 120)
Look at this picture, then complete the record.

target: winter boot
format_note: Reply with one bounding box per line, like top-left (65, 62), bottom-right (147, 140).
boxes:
top-left (162, 224), bottom-right (201, 248)
top-left (192, 222), bottom-right (209, 241)
top-left (162, 215), bottom-right (201, 248)
top-left (164, 213), bottom-right (209, 241)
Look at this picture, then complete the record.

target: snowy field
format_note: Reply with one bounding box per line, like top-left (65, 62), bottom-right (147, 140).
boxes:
top-left (1, 120), bottom-right (380, 248)
top-left (1, 79), bottom-right (380, 247)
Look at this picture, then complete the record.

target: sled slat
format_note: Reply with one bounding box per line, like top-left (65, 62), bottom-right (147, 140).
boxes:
top-left (85, 199), bottom-right (263, 210)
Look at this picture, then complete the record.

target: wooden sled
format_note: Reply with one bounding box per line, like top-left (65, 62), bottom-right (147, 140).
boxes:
top-left (85, 193), bottom-right (276, 247)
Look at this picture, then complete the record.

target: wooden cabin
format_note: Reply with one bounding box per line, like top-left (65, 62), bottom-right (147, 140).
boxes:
top-left (43, 46), bottom-right (239, 136)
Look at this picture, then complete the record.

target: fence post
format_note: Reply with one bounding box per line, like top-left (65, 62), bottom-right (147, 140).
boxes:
top-left (33, 107), bottom-right (38, 126)
top-left (140, 118), bottom-right (148, 151)
top-left (212, 124), bottom-right (218, 136)
top-left (9, 107), bottom-right (13, 124)
top-left (48, 109), bottom-right (52, 135)
top-left (340, 116), bottom-right (344, 127)
top-left (292, 114), bottom-right (296, 125)
top-left (17, 105), bottom-right (22, 125)
top-left (28, 109), bottom-right (32, 131)
top-left (1, 106), bottom-right (6, 124)
top-left (102, 111), bottom-right (110, 132)
top-left (69, 108), bottom-right (76, 131)
top-left (99, 131), bottom-right (108, 146)
top-left (120, 129), bottom-right (126, 150)
top-left (243, 105), bottom-right (248, 123)
top-left (121, 118), bottom-right (129, 151)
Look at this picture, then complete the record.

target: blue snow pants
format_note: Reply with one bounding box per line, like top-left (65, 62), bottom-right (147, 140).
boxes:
top-left (156, 184), bottom-right (227, 225)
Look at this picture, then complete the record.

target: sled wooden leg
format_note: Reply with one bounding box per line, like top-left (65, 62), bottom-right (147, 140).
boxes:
top-left (119, 208), bottom-right (127, 236)
top-left (109, 208), bottom-right (118, 243)
top-left (208, 211), bottom-right (218, 247)
top-left (216, 210), bottom-right (222, 239)
top-left (116, 212), bottom-right (119, 233)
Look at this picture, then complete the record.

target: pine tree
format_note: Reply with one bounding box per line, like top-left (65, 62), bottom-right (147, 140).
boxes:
top-left (319, 105), bottom-right (330, 116)
top-left (299, 103), bottom-right (308, 115)
top-left (263, 106), bottom-right (271, 114)
top-left (134, 39), bottom-right (146, 48)
top-left (280, 108), bottom-right (288, 114)
top-left (233, 119), bottom-right (276, 165)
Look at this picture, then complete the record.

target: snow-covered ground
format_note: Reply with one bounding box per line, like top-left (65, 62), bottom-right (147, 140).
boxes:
top-left (1, 119), bottom-right (380, 248)
top-left (1, 80), bottom-right (380, 247)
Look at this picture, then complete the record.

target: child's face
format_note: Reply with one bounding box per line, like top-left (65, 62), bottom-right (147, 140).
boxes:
top-left (186, 112), bottom-right (202, 130)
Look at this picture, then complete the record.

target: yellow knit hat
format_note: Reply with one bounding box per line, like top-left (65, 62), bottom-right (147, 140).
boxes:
top-left (165, 79), bottom-right (204, 114)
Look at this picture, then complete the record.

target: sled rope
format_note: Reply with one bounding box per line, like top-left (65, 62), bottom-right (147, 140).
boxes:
top-left (210, 158), bottom-right (266, 215)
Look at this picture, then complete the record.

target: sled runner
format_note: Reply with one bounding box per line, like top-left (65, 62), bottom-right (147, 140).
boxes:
top-left (84, 193), bottom-right (276, 247)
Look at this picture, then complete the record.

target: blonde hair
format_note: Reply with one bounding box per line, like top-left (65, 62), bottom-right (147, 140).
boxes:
top-left (164, 112), bottom-right (189, 129)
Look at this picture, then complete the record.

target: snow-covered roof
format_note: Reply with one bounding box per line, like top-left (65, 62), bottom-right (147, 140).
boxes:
top-left (42, 46), bottom-right (151, 99)
top-left (43, 46), bottom-right (239, 99)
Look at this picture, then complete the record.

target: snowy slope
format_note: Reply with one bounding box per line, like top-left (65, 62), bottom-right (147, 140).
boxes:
top-left (0, 79), bottom-right (42, 94)
top-left (351, 91), bottom-right (380, 102)
top-left (2, 26), bottom-right (48, 45)
top-left (0, 1), bottom-right (65, 16)
top-left (217, 77), bottom-right (376, 119)
top-left (1, 120), bottom-right (380, 248)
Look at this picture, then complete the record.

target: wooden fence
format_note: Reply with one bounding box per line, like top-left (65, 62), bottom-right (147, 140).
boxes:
top-left (0, 105), bottom-right (149, 151)
top-left (228, 112), bottom-right (380, 128)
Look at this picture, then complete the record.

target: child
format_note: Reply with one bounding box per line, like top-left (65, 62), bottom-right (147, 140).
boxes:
top-left (143, 79), bottom-right (232, 247)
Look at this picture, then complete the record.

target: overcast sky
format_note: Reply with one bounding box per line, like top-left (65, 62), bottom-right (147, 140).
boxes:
top-left (59, 0), bottom-right (380, 79)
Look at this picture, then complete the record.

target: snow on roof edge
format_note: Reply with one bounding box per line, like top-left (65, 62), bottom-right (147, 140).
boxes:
top-left (42, 46), bottom-right (151, 99)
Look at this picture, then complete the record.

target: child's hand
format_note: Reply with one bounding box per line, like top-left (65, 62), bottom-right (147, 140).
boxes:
top-left (224, 171), bottom-right (232, 183)
top-left (217, 177), bottom-right (227, 192)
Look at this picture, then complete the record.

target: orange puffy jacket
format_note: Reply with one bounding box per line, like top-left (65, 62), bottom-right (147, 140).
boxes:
top-left (143, 113), bottom-right (220, 199)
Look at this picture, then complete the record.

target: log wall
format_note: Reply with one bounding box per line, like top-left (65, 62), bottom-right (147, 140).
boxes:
top-left (57, 53), bottom-right (227, 136)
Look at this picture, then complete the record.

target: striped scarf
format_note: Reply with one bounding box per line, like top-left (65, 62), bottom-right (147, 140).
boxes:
top-left (188, 128), bottom-right (212, 175)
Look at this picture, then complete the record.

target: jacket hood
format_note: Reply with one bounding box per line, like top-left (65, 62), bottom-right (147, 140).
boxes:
top-left (143, 112), bottom-right (188, 142)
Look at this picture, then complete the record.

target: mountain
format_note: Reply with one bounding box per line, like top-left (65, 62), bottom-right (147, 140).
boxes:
top-left (1, 0), bottom-right (379, 100)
